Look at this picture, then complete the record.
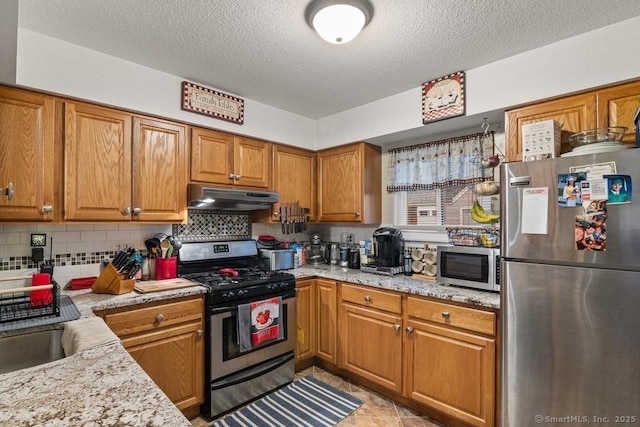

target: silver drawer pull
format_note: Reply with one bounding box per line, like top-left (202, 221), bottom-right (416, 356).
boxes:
top-left (442, 311), bottom-right (450, 319)
top-left (393, 324), bottom-right (401, 331)
top-left (364, 295), bottom-right (371, 302)
top-left (405, 326), bottom-right (414, 334)
top-left (155, 313), bottom-right (165, 322)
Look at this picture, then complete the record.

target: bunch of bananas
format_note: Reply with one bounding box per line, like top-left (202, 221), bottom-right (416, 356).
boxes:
top-left (470, 201), bottom-right (500, 224)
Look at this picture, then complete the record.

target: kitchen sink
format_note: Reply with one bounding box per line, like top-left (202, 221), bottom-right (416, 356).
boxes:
top-left (0, 329), bottom-right (65, 374)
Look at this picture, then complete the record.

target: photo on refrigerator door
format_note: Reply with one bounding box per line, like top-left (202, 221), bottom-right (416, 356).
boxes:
top-left (603, 174), bottom-right (632, 204)
top-left (574, 210), bottom-right (606, 251)
top-left (558, 172), bottom-right (587, 207)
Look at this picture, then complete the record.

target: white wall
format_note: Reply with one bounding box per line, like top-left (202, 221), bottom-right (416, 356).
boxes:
top-left (0, 0), bottom-right (18, 84)
top-left (16, 29), bottom-right (316, 149)
top-left (315, 16), bottom-right (640, 148)
top-left (13, 16), bottom-right (640, 150)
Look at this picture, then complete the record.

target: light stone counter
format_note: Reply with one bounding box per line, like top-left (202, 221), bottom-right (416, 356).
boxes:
top-left (0, 284), bottom-right (207, 426)
top-left (0, 267), bottom-right (498, 426)
top-left (291, 264), bottom-right (500, 309)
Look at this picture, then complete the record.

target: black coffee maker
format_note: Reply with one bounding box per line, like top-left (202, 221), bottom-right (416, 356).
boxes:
top-left (373, 227), bottom-right (404, 267)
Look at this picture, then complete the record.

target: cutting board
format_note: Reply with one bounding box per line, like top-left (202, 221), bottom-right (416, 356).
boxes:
top-left (134, 278), bottom-right (200, 293)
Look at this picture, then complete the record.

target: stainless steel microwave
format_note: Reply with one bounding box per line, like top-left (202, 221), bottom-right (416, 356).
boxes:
top-left (436, 245), bottom-right (500, 292)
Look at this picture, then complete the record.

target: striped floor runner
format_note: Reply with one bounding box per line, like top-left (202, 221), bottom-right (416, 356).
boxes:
top-left (210, 375), bottom-right (363, 427)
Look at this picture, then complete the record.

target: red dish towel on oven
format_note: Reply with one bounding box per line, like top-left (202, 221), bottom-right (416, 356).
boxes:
top-left (238, 296), bottom-right (282, 352)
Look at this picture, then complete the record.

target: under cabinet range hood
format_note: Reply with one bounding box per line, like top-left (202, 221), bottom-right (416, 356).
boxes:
top-left (188, 184), bottom-right (279, 210)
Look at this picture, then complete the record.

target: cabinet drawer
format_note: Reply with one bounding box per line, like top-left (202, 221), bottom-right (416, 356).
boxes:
top-left (407, 297), bottom-right (495, 336)
top-left (341, 284), bottom-right (402, 314)
top-left (104, 298), bottom-right (203, 337)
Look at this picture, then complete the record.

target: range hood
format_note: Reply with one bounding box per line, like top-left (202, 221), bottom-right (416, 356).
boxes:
top-left (188, 184), bottom-right (279, 210)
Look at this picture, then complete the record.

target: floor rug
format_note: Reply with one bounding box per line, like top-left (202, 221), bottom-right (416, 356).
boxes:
top-left (210, 375), bottom-right (363, 427)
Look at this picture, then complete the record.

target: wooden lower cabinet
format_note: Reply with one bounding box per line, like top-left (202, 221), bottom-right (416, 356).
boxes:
top-left (295, 278), bottom-right (315, 368)
top-left (339, 298), bottom-right (403, 393)
top-left (315, 278), bottom-right (338, 364)
top-left (405, 296), bottom-right (497, 427)
top-left (96, 295), bottom-right (205, 418)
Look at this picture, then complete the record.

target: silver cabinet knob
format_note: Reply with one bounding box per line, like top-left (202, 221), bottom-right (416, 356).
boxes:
top-left (405, 326), bottom-right (414, 334)
top-left (122, 206), bottom-right (131, 215)
top-left (355, 211), bottom-right (361, 217)
top-left (235, 174), bottom-right (242, 180)
top-left (132, 207), bottom-right (141, 215)
top-left (197, 329), bottom-right (204, 337)
top-left (42, 205), bottom-right (53, 213)
top-left (228, 173), bottom-right (235, 179)
top-left (155, 313), bottom-right (165, 322)
top-left (364, 295), bottom-right (371, 302)
top-left (1, 183), bottom-right (15, 200)
top-left (442, 311), bottom-right (450, 319)
top-left (393, 324), bottom-right (401, 331)
top-left (273, 211), bottom-right (279, 217)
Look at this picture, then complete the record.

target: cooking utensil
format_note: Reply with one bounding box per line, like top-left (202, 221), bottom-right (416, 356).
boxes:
top-left (160, 239), bottom-right (171, 258)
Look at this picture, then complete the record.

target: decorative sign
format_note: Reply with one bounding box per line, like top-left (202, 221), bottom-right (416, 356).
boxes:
top-left (422, 71), bottom-right (465, 124)
top-left (182, 81), bottom-right (244, 125)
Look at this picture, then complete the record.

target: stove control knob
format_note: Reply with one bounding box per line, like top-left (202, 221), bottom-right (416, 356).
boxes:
top-left (238, 289), bottom-right (247, 297)
top-left (224, 291), bottom-right (235, 299)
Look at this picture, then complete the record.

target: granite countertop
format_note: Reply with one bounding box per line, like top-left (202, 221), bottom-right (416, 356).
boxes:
top-left (293, 264), bottom-right (501, 310)
top-left (0, 284), bottom-right (207, 427)
top-left (0, 267), bottom-right (498, 426)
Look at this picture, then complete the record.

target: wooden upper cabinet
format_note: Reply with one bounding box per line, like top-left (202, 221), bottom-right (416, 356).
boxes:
top-left (132, 117), bottom-right (187, 222)
top-left (255, 144), bottom-right (316, 223)
top-left (64, 102), bottom-right (132, 221)
top-left (0, 87), bottom-right (56, 222)
top-left (233, 136), bottom-right (271, 188)
top-left (505, 93), bottom-right (597, 162)
top-left (190, 128), bottom-right (271, 188)
top-left (65, 103), bottom-right (186, 222)
top-left (596, 80), bottom-right (640, 144)
top-left (190, 127), bottom-right (234, 185)
top-left (317, 142), bottom-right (381, 223)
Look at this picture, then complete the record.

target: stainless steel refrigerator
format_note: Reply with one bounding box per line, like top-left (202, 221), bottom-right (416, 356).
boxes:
top-left (501, 148), bottom-right (640, 426)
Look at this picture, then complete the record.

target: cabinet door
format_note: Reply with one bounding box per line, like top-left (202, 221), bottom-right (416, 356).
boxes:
top-left (132, 117), bottom-right (186, 222)
top-left (317, 144), bottom-right (362, 222)
top-left (0, 87), bottom-right (55, 221)
top-left (124, 324), bottom-right (204, 411)
top-left (233, 137), bottom-right (271, 188)
top-left (340, 302), bottom-right (403, 393)
top-left (295, 278), bottom-right (315, 364)
top-left (505, 93), bottom-right (596, 162)
top-left (596, 80), bottom-right (640, 144)
top-left (315, 278), bottom-right (337, 364)
top-left (190, 127), bottom-right (234, 185)
top-left (262, 144), bottom-right (316, 223)
top-left (64, 103), bottom-right (132, 220)
top-left (404, 320), bottom-right (495, 427)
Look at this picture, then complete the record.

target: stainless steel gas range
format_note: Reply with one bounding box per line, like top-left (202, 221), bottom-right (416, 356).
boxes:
top-left (177, 239), bottom-right (296, 419)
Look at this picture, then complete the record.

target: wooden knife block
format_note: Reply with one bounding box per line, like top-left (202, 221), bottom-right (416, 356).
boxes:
top-left (92, 264), bottom-right (135, 295)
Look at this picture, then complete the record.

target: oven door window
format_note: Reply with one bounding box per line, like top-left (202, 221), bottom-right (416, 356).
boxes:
top-left (441, 252), bottom-right (488, 283)
top-left (220, 301), bottom-right (289, 361)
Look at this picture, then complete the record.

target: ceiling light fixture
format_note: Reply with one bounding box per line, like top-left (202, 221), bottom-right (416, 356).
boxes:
top-left (305, 0), bottom-right (374, 44)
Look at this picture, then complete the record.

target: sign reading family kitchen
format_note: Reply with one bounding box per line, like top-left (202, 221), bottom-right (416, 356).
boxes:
top-left (182, 81), bottom-right (244, 125)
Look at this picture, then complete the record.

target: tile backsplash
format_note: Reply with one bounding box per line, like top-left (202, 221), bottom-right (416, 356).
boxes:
top-left (0, 223), bottom-right (173, 287)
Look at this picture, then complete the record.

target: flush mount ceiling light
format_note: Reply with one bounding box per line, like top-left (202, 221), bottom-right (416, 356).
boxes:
top-left (305, 0), bottom-right (374, 44)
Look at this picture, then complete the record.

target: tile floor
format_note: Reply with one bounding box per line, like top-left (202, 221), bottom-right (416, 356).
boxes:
top-left (190, 366), bottom-right (445, 427)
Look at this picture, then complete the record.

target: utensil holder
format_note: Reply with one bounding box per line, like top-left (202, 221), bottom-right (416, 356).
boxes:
top-left (154, 257), bottom-right (177, 280)
top-left (92, 264), bottom-right (135, 295)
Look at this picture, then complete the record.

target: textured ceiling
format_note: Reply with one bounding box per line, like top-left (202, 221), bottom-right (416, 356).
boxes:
top-left (17, 0), bottom-right (640, 120)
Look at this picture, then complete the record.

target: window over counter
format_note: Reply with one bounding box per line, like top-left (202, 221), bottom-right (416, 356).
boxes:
top-left (392, 187), bottom-right (494, 227)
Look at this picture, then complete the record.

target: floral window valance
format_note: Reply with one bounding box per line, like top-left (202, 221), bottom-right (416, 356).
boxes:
top-left (387, 131), bottom-right (494, 193)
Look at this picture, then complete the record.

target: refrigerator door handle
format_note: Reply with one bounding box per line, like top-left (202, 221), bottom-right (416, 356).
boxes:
top-left (509, 176), bottom-right (531, 186)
